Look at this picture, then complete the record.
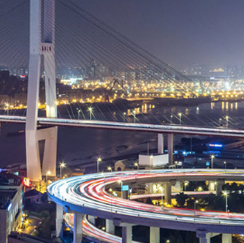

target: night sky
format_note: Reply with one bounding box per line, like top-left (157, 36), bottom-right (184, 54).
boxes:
top-left (1, 1), bottom-right (244, 71)
top-left (73, 0), bottom-right (244, 70)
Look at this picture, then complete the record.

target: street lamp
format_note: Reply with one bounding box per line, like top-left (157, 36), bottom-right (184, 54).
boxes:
top-left (107, 166), bottom-right (112, 172)
top-left (184, 181), bottom-right (188, 191)
top-left (226, 116), bottom-right (229, 128)
top-left (194, 200), bottom-right (199, 222)
top-left (60, 162), bottom-right (66, 179)
top-left (219, 118), bottom-right (222, 126)
top-left (178, 113), bottom-right (182, 125)
top-left (97, 157), bottom-right (102, 173)
top-left (223, 191), bottom-right (228, 212)
top-left (134, 162), bottom-right (139, 170)
top-left (123, 112), bottom-right (126, 122)
top-left (224, 161), bottom-right (227, 172)
top-left (198, 186), bottom-right (202, 191)
top-left (118, 180), bottom-right (123, 198)
top-left (88, 107), bottom-right (93, 120)
top-left (170, 115), bottom-right (173, 125)
top-left (77, 109), bottom-right (81, 119)
top-left (175, 161), bottom-right (178, 169)
top-left (5, 103), bottom-right (9, 115)
top-left (133, 110), bottom-right (136, 123)
top-left (46, 170), bottom-right (51, 185)
top-left (211, 155), bottom-right (215, 169)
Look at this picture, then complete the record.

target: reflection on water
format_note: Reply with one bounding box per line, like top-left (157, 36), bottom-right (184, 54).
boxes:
top-left (119, 100), bottom-right (244, 129)
top-left (2, 100), bottom-right (244, 167)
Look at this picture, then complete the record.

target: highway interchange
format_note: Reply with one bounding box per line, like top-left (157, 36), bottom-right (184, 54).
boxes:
top-left (48, 169), bottom-right (244, 236)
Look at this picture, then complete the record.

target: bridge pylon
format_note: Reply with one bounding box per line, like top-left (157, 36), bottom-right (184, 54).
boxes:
top-left (26, 0), bottom-right (57, 181)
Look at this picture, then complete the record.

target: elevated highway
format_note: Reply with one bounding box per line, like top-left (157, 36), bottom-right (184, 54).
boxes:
top-left (48, 169), bottom-right (244, 243)
top-left (1, 115), bottom-right (244, 138)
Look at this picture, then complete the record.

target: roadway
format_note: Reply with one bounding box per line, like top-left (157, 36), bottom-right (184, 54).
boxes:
top-left (64, 213), bottom-right (140, 243)
top-left (47, 169), bottom-right (244, 234)
top-left (1, 115), bottom-right (244, 137)
top-left (22, 216), bottom-right (42, 235)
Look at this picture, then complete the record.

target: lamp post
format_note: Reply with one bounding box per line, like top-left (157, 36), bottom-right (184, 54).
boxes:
top-left (184, 181), bottom-right (188, 191)
top-left (118, 180), bottom-right (123, 198)
top-left (178, 113), bottom-right (182, 125)
top-left (175, 161), bottom-right (178, 169)
top-left (223, 191), bottom-right (228, 212)
top-left (133, 110), bottom-right (136, 123)
top-left (77, 109), bottom-right (81, 119)
top-left (194, 200), bottom-right (199, 222)
top-left (219, 118), bottom-right (222, 126)
top-left (170, 115), bottom-right (173, 125)
top-left (60, 162), bottom-right (66, 179)
top-left (46, 170), bottom-right (51, 185)
top-left (211, 155), bottom-right (215, 169)
top-left (97, 157), bottom-right (102, 173)
top-left (88, 107), bottom-right (93, 120)
top-left (134, 162), bottom-right (139, 170)
top-left (123, 112), bottom-right (126, 122)
top-left (5, 103), bottom-right (9, 115)
top-left (107, 166), bottom-right (112, 172)
top-left (226, 116), bottom-right (229, 128)
top-left (224, 161), bottom-right (227, 172)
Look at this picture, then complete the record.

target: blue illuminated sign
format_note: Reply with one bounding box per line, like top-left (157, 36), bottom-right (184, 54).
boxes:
top-left (122, 185), bottom-right (129, 191)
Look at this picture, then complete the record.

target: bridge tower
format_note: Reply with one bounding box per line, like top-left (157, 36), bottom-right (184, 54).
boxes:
top-left (26, 0), bottom-right (57, 181)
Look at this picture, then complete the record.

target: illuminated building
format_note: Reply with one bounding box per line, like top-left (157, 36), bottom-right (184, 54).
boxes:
top-left (0, 172), bottom-right (23, 243)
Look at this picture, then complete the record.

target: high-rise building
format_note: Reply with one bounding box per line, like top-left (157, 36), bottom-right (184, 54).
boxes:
top-left (0, 172), bottom-right (23, 243)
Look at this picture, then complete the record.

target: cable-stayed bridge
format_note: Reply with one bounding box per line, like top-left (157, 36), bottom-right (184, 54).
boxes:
top-left (0, 2), bottom-right (242, 243)
top-left (0, 0), bottom-right (238, 182)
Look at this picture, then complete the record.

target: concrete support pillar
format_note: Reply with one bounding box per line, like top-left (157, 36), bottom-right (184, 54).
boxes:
top-left (167, 133), bottom-right (174, 164)
top-left (208, 181), bottom-right (216, 192)
top-left (158, 134), bottom-right (164, 154)
top-left (150, 227), bottom-right (160, 243)
top-left (106, 219), bottom-right (115, 234)
top-left (222, 234), bottom-right (232, 243)
top-left (174, 181), bottom-right (183, 192)
top-left (122, 224), bottom-right (132, 243)
top-left (87, 215), bottom-right (95, 225)
top-left (122, 189), bottom-right (129, 199)
top-left (197, 231), bottom-right (220, 243)
top-left (73, 213), bottom-right (83, 243)
top-left (216, 179), bottom-right (225, 196)
top-left (56, 204), bottom-right (63, 238)
top-left (196, 230), bottom-right (208, 243)
top-left (164, 182), bottom-right (171, 205)
top-left (147, 183), bottom-right (154, 194)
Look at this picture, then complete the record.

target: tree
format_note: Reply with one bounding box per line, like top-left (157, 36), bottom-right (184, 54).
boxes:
top-left (146, 197), bottom-right (154, 205)
top-left (176, 193), bottom-right (188, 207)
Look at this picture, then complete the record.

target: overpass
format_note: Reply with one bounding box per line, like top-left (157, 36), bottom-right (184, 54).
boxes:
top-left (1, 115), bottom-right (244, 138)
top-left (48, 169), bottom-right (244, 243)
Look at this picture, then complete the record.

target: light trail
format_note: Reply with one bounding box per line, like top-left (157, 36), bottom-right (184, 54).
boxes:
top-left (48, 169), bottom-right (244, 234)
top-left (130, 191), bottom-right (215, 200)
top-left (64, 213), bottom-right (142, 243)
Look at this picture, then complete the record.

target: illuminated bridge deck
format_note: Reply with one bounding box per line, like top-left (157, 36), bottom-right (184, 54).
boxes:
top-left (1, 115), bottom-right (244, 138)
